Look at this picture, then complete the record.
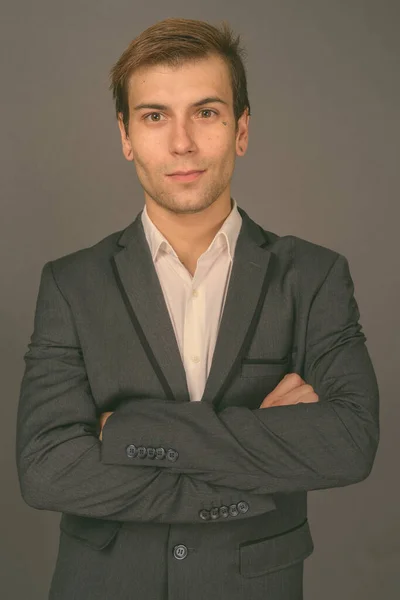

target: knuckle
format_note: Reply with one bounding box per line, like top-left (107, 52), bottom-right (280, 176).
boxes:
top-left (287, 373), bottom-right (303, 385)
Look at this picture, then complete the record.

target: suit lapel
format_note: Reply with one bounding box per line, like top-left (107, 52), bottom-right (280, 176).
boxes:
top-left (111, 205), bottom-right (274, 409)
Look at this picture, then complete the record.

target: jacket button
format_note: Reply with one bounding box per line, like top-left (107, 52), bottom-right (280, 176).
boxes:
top-left (237, 501), bottom-right (249, 514)
top-left (173, 544), bottom-right (188, 560)
top-left (166, 448), bottom-right (179, 462)
top-left (219, 505), bottom-right (229, 518)
top-left (126, 444), bottom-right (137, 458)
top-left (155, 447), bottom-right (166, 459)
top-left (229, 503), bottom-right (239, 517)
top-left (137, 446), bottom-right (147, 458)
top-left (199, 509), bottom-right (211, 521)
top-left (146, 447), bottom-right (156, 459)
top-left (210, 507), bottom-right (220, 520)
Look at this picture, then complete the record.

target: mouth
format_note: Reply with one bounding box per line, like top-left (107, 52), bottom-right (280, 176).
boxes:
top-left (166, 170), bottom-right (205, 182)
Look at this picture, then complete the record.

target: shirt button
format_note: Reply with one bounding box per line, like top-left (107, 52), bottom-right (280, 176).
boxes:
top-left (192, 289), bottom-right (199, 297)
top-left (173, 544), bottom-right (188, 560)
top-left (191, 355), bottom-right (200, 363)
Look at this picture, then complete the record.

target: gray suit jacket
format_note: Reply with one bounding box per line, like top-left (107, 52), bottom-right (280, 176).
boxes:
top-left (16, 205), bottom-right (379, 600)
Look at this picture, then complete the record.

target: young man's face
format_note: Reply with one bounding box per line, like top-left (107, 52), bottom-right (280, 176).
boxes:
top-left (118, 53), bottom-right (249, 215)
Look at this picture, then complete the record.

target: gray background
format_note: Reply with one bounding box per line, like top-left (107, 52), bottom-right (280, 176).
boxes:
top-left (1, 1), bottom-right (399, 598)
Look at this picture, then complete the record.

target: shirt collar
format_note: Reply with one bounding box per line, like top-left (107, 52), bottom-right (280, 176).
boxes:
top-left (141, 197), bottom-right (242, 263)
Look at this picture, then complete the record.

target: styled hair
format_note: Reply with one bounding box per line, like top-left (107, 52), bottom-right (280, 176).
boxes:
top-left (109, 17), bottom-right (251, 135)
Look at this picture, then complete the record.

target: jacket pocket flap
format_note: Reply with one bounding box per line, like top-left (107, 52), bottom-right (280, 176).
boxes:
top-left (241, 362), bottom-right (289, 378)
top-left (240, 355), bottom-right (291, 378)
top-left (60, 513), bottom-right (122, 550)
top-left (239, 518), bottom-right (314, 578)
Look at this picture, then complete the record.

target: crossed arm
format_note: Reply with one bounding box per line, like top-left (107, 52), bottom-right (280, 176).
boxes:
top-left (98, 372), bottom-right (319, 438)
top-left (16, 255), bottom-right (380, 524)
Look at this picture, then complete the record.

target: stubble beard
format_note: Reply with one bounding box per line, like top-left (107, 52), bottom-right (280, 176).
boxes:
top-left (141, 171), bottom-right (231, 215)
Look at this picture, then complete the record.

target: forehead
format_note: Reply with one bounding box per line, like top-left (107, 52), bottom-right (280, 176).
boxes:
top-left (128, 54), bottom-right (232, 105)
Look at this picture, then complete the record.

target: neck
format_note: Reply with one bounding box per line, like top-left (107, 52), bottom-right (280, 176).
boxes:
top-left (145, 195), bottom-right (233, 261)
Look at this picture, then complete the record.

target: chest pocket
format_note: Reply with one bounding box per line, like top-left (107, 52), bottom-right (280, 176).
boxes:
top-left (240, 355), bottom-right (290, 379)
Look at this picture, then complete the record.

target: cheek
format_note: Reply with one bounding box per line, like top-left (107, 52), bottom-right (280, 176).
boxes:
top-left (131, 139), bottom-right (163, 173)
top-left (204, 132), bottom-right (235, 160)
top-left (131, 137), bottom-right (155, 159)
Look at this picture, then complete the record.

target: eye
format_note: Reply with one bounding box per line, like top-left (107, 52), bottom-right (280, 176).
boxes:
top-left (142, 109), bottom-right (218, 123)
top-left (143, 112), bottom-right (165, 122)
top-left (199, 109), bottom-right (217, 118)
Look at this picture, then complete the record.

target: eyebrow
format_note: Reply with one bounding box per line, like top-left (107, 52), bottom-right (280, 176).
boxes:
top-left (132, 96), bottom-right (229, 111)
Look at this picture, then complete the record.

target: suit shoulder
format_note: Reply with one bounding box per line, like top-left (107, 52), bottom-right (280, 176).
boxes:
top-left (263, 229), bottom-right (343, 278)
top-left (288, 235), bottom-right (340, 265)
top-left (44, 226), bottom-right (125, 284)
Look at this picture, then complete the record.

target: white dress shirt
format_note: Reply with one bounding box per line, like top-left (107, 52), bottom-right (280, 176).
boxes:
top-left (141, 198), bottom-right (243, 402)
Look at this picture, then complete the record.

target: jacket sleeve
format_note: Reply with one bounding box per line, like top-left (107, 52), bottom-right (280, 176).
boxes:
top-left (102, 253), bottom-right (380, 494)
top-left (16, 262), bottom-right (276, 523)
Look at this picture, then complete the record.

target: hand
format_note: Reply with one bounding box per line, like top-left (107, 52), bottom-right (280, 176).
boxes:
top-left (260, 373), bottom-right (319, 408)
top-left (98, 411), bottom-right (114, 441)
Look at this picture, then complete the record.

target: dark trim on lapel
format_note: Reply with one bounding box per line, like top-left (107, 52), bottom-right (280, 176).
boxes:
top-left (111, 209), bottom-right (191, 404)
top-left (209, 253), bottom-right (276, 411)
top-left (110, 256), bottom-right (176, 403)
top-left (111, 206), bottom-right (276, 409)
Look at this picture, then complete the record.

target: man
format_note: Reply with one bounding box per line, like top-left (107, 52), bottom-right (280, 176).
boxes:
top-left (16, 17), bottom-right (379, 600)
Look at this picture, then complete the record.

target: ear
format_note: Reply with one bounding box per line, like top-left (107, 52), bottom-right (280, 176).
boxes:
top-left (117, 113), bottom-right (134, 161)
top-left (235, 108), bottom-right (250, 156)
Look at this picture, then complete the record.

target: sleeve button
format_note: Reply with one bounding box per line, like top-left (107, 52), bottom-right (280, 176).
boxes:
top-left (146, 447), bottom-right (156, 459)
top-left (237, 501), bottom-right (249, 514)
top-left (155, 447), bottom-right (166, 459)
top-left (199, 509), bottom-right (211, 521)
top-left (166, 448), bottom-right (179, 462)
top-left (229, 503), bottom-right (239, 517)
top-left (210, 507), bottom-right (220, 520)
top-left (137, 446), bottom-right (147, 458)
top-left (126, 444), bottom-right (138, 458)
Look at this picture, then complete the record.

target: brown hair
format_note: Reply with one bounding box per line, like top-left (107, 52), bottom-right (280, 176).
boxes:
top-left (109, 17), bottom-right (251, 135)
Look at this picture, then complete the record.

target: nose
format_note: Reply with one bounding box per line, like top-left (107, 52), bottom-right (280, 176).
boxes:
top-left (169, 119), bottom-right (197, 155)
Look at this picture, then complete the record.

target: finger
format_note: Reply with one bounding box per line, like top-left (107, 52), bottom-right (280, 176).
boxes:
top-left (268, 372), bottom-right (305, 398)
top-left (268, 384), bottom-right (315, 407)
top-left (280, 384), bottom-right (315, 404)
top-left (261, 376), bottom-right (305, 407)
top-left (261, 390), bottom-right (318, 408)
top-left (99, 411), bottom-right (113, 429)
top-left (296, 391), bottom-right (319, 403)
top-left (261, 384), bottom-right (310, 408)
top-left (100, 411), bottom-right (113, 420)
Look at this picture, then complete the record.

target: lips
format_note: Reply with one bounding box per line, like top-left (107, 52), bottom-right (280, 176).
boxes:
top-left (168, 170), bottom-right (204, 176)
top-left (166, 170), bottom-right (205, 182)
